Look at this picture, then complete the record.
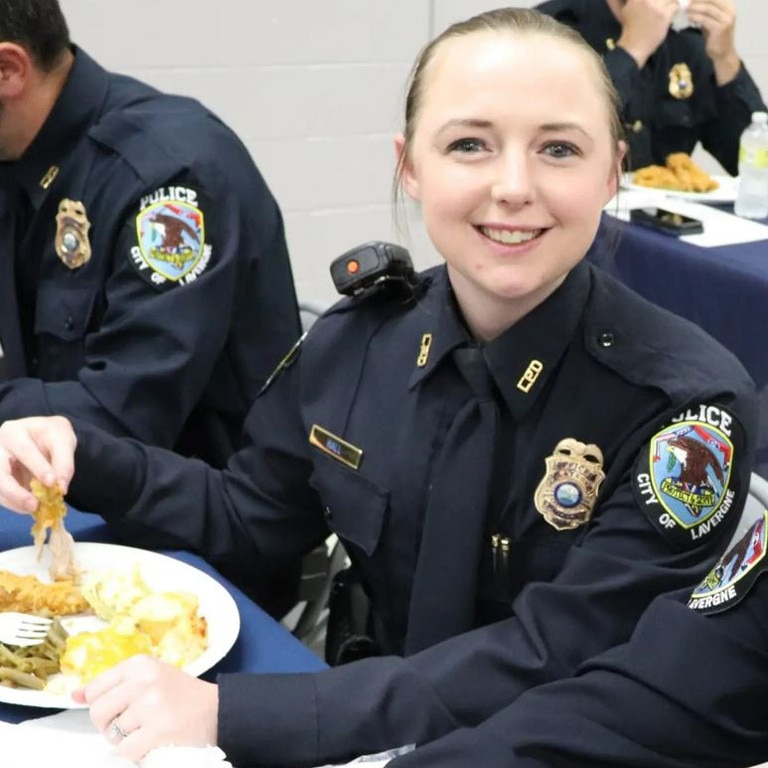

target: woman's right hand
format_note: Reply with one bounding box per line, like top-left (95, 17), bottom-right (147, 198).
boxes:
top-left (0, 416), bottom-right (77, 513)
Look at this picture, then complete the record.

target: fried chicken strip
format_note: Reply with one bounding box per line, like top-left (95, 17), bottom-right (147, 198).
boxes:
top-left (30, 479), bottom-right (79, 581)
top-left (0, 570), bottom-right (88, 616)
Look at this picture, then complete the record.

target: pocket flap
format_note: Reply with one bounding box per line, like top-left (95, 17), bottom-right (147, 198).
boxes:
top-left (310, 463), bottom-right (388, 556)
top-left (34, 284), bottom-right (97, 342)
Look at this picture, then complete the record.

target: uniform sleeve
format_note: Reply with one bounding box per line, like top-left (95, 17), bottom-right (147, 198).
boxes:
top-left (602, 46), bottom-right (645, 110)
top-left (215, 390), bottom-right (758, 767)
top-left (387, 581), bottom-right (768, 768)
top-left (699, 63), bottom-right (768, 176)
top-left (66, 348), bottom-right (328, 578)
top-left (0, 163), bottom-right (298, 449)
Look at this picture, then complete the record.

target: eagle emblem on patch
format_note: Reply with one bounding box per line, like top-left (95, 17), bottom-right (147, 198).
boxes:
top-left (534, 438), bottom-right (605, 531)
top-left (55, 199), bottom-right (92, 269)
top-left (130, 186), bottom-right (211, 288)
top-left (688, 512), bottom-right (768, 614)
top-left (633, 405), bottom-right (737, 546)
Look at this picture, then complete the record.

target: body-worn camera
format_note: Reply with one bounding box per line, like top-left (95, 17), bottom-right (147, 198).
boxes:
top-left (330, 241), bottom-right (417, 298)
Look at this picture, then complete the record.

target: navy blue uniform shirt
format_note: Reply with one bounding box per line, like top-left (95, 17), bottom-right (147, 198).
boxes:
top-left (0, 47), bottom-right (300, 466)
top-left (536, 0), bottom-right (766, 174)
top-left (64, 260), bottom-right (756, 767)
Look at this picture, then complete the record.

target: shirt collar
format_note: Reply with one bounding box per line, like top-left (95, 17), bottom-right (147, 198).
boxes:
top-left (483, 261), bottom-right (591, 419)
top-left (408, 268), bottom-right (473, 389)
top-left (572, 0), bottom-right (623, 53)
top-left (7, 47), bottom-right (108, 211)
top-left (409, 262), bottom-right (592, 420)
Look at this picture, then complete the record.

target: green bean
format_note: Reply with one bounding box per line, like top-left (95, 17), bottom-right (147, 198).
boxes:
top-left (0, 666), bottom-right (45, 690)
top-left (0, 617), bottom-right (69, 689)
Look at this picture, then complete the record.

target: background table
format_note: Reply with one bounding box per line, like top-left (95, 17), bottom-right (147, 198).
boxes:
top-left (590, 214), bottom-right (768, 476)
top-left (0, 505), bottom-right (326, 724)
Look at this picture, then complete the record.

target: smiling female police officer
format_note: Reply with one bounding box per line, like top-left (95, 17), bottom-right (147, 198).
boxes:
top-left (0, 8), bottom-right (759, 767)
top-left (536, 0), bottom-right (766, 174)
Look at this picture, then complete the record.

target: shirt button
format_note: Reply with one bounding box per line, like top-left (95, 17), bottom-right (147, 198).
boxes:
top-left (598, 332), bottom-right (614, 348)
top-left (64, 316), bottom-right (75, 331)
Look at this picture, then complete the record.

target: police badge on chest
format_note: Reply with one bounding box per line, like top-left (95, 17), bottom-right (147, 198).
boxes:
top-left (55, 199), bottom-right (92, 269)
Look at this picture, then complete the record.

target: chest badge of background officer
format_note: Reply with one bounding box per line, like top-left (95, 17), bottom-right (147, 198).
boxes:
top-left (54, 199), bottom-right (92, 270)
top-left (669, 63), bottom-right (694, 100)
top-left (534, 438), bottom-right (606, 531)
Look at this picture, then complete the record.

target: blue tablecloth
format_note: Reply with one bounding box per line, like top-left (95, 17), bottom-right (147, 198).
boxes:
top-left (0, 506), bottom-right (326, 724)
top-left (589, 215), bottom-right (768, 475)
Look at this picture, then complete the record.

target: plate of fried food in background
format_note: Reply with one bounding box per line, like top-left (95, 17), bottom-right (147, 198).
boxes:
top-left (0, 542), bottom-right (240, 708)
top-left (622, 152), bottom-right (739, 202)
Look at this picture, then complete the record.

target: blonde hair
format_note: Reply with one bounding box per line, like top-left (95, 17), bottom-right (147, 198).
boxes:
top-left (394, 7), bottom-right (625, 201)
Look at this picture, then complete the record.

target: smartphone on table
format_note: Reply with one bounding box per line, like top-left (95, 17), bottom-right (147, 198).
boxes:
top-left (629, 207), bottom-right (704, 236)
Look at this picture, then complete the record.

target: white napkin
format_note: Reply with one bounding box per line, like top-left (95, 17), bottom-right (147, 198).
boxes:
top-left (0, 709), bottom-right (232, 768)
top-left (672, 0), bottom-right (698, 30)
top-left (312, 744), bottom-right (415, 768)
top-left (605, 188), bottom-right (768, 247)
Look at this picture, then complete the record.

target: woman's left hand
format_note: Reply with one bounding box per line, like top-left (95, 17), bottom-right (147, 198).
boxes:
top-left (72, 654), bottom-right (219, 762)
top-left (687, 0), bottom-right (737, 62)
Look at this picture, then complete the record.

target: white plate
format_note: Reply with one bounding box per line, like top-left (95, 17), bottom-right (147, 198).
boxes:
top-left (621, 172), bottom-right (739, 203)
top-left (0, 543), bottom-right (240, 709)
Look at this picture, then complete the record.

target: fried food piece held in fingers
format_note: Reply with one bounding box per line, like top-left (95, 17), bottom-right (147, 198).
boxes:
top-left (29, 479), bottom-right (79, 581)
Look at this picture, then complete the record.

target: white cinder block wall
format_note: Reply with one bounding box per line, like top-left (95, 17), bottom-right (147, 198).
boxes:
top-left (60, 1), bottom-right (768, 305)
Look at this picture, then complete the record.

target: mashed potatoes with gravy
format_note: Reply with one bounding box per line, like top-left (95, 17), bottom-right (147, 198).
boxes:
top-left (63, 566), bottom-right (208, 683)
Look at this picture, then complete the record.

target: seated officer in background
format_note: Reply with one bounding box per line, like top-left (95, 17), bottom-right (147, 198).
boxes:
top-left (0, 0), bottom-right (301, 468)
top-left (0, 0), bottom-right (301, 617)
top-left (536, 0), bottom-right (766, 174)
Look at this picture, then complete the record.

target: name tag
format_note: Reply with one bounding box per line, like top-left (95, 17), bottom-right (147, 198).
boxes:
top-left (309, 425), bottom-right (363, 470)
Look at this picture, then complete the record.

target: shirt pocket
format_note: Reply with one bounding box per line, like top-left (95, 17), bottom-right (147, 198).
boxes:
top-left (309, 461), bottom-right (389, 557)
top-left (657, 97), bottom-right (697, 130)
top-left (33, 283), bottom-right (98, 378)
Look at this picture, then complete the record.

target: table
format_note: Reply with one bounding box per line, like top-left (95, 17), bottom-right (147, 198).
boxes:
top-left (0, 505), bottom-right (326, 724)
top-left (589, 214), bottom-right (768, 476)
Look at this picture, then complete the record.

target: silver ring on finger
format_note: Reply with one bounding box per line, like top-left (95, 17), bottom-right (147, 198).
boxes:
top-left (109, 716), bottom-right (129, 742)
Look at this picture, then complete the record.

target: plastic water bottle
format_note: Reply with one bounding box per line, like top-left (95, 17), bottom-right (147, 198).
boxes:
top-left (734, 111), bottom-right (768, 219)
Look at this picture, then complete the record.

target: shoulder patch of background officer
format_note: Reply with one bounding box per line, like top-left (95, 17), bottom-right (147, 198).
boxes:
top-left (129, 185), bottom-right (212, 290)
top-left (633, 403), bottom-right (739, 547)
top-left (688, 512), bottom-right (768, 614)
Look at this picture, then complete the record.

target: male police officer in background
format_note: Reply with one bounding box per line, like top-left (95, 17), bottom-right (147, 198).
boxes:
top-left (536, 0), bottom-right (766, 174)
top-left (0, 0), bottom-right (301, 615)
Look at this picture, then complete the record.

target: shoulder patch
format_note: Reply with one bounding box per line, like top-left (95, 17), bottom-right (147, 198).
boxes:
top-left (129, 186), bottom-right (212, 290)
top-left (633, 404), bottom-right (737, 546)
top-left (257, 333), bottom-right (306, 397)
top-left (688, 513), bottom-right (768, 614)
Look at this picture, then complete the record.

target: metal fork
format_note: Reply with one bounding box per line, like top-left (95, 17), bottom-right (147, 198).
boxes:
top-left (0, 612), bottom-right (53, 647)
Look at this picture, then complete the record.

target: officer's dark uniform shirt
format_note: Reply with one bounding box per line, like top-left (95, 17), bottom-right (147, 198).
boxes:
top-left (0, 47), bottom-right (301, 466)
top-left (64, 260), bottom-right (756, 767)
top-left (536, 0), bottom-right (767, 174)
